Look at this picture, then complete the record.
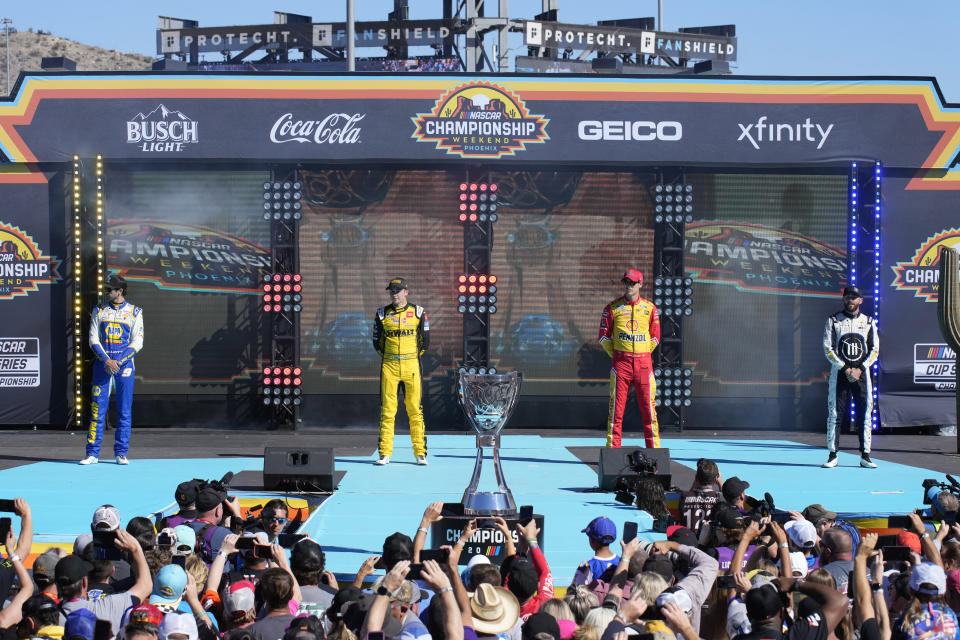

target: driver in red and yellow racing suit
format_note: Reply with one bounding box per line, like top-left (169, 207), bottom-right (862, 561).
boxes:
top-left (598, 269), bottom-right (661, 448)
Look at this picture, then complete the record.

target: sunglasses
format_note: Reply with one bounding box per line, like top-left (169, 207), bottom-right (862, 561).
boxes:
top-left (265, 517), bottom-right (287, 524)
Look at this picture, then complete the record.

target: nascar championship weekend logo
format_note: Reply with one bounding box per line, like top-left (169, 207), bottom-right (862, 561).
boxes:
top-left (107, 220), bottom-right (271, 293)
top-left (411, 82), bottom-right (549, 158)
top-left (890, 228), bottom-right (960, 303)
top-left (684, 221), bottom-right (846, 298)
top-left (0, 221), bottom-right (60, 299)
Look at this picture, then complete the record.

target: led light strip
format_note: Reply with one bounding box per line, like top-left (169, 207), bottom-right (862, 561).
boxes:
top-left (73, 156), bottom-right (82, 426)
top-left (96, 155), bottom-right (104, 288)
top-left (849, 163), bottom-right (859, 423)
top-left (849, 163), bottom-right (858, 287)
top-left (872, 161), bottom-right (881, 430)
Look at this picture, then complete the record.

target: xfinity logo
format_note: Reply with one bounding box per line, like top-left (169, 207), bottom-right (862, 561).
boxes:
top-left (126, 104), bottom-right (198, 153)
top-left (578, 120), bottom-right (682, 141)
top-left (737, 116), bottom-right (834, 150)
top-left (270, 113), bottom-right (364, 145)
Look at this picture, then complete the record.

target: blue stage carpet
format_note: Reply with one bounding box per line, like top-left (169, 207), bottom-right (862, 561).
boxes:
top-left (3, 435), bottom-right (934, 584)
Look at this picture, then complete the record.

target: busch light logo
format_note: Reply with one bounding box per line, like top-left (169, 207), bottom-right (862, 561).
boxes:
top-left (126, 104), bottom-right (199, 153)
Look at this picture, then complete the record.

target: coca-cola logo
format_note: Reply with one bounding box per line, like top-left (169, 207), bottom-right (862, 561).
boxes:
top-left (270, 113), bottom-right (364, 144)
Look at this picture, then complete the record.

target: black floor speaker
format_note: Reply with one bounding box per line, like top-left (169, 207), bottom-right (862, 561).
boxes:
top-left (263, 447), bottom-right (336, 491)
top-left (597, 447), bottom-right (671, 490)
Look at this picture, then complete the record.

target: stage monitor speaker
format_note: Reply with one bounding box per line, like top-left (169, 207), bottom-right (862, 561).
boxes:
top-left (598, 447), bottom-right (671, 491)
top-left (263, 447), bottom-right (335, 491)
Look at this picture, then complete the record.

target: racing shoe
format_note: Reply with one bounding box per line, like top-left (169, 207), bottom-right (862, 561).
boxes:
top-left (79, 455), bottom-right (98, 465)
top-left (116, 455), bottom-right (129, 465)
top-left (860, 453), bottom-right (877, 468)
top-left (416, 455), bottom-right (428, 466)
top-left (821, 452), bottom-right (838, 468)
top-left (375, 455), bottom-right (390, 466)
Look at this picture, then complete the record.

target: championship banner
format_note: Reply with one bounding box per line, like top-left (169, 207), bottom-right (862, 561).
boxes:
top-left (0, 75), bottom-right (957, 185)
top-left (0, 169), bottom-right (67, 424)
top-left (879, 178), bottom-right (958, 428)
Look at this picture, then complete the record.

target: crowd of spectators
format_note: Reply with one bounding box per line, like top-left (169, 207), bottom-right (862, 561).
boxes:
top-left (3, 459), bottom-right (960, 640)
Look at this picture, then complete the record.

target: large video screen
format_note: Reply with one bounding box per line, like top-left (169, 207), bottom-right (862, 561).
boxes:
top-left (488, 171), bottom-right (658, 395)
top-left (684, 173), bottom-right (849, 426)
top-left (298, 169), bottom-right (463, 395)
top-left (105, 169), bottom-right (271, 394)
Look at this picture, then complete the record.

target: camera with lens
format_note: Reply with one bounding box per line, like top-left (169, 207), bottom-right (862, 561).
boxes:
top-left (919, 476), bottom-right (959, 524)
top-left (627, 450), bottom-right (659, 475)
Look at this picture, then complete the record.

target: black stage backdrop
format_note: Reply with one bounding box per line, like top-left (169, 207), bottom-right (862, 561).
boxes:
top-left (683, 173), bottom-right (849, 429)
top-left (0, 170), bottom-right (68, 424)
top-left (92, 166), bottom-right (857, 429)
top-left (879, 177), bottom-right (958, 428)
top-left (104, 168), bottom-right (271, 425)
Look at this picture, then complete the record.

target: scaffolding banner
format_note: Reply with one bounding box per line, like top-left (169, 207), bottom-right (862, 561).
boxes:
top-left (0, 75), bottom-right (957, 180)
top-left (879, 178), bottom-right (958, 427)
top-left (0, 169), bottom-right (67, 424)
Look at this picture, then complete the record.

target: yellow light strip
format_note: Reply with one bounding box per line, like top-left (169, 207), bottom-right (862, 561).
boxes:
top-left (73, 155), bottom-right (82, 426)
top-left (96, 155), bottom-right (103, 288)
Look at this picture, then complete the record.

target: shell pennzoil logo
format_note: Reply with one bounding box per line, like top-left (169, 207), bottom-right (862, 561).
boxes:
top-left (411, 82), bottom-right (549, 158)
top-left (890, 228), bottom-right (960, 303)
top-left (0, 221), bottom-right (61, 300)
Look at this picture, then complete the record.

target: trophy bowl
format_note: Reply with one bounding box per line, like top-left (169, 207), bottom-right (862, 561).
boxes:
top-left (457, 370), bottom-right (522, 515)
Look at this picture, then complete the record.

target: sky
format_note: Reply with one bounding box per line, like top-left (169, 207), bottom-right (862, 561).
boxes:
top-left (4, 0), bottom-right (958, 103)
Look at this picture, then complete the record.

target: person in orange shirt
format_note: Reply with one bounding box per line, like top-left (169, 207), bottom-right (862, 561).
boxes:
top-left (598, 269), bottom-right (661, 448)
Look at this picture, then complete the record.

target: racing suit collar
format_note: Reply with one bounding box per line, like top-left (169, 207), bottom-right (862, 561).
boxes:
top-left (622, 294), bottom-right (642, 306)
top-left (842, 309), bottom-right (860, 319)
top-left (390, 302), bottom-right (410, 312)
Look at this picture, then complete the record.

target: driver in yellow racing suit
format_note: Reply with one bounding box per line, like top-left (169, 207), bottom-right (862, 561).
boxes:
top-left (372, 277), bottom-right (429, 466)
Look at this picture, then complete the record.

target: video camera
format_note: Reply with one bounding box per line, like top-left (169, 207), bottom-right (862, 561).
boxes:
top-left (746, 492), bottom-right (792, 525)
top-left (615, 451), bottom-right (660, 506)
top-left (919, 475), bottom-right (959, 524)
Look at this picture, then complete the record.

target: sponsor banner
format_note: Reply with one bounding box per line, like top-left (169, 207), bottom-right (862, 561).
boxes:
top-left (411, 82), bottom-right (549, 158)
top-left (879, 180), bottom-right (957, 427)
top-left (0, 337), bottom-right (40, 387)
top-left (913, 344), bottom-right (956, 390)
top-left (7, 77), bottom-right (948, 166)
top-left (0, 174), bottom-right (66, 424)
top-left (107, 220), bottom-right (271, 293)
top-left (126, 105), bottom-right (199, 153)
top-left (685, 221), bottom-right (847, 298)
top-left (158, 20), bottom-right (452, 55)
top-left (0, 221), bottom-right (61, 299)
top-left (890, 228), bottom-right (960, 302)
top-left (523, 21), bottom-right (737, 61)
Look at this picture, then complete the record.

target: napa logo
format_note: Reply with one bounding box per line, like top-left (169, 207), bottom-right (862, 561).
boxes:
top-left (890, 228), bottom-right (960, 303)
top-left (411, 82), bottom-right (549, 158)
top-left (0, 221), bottom-right (61, 299)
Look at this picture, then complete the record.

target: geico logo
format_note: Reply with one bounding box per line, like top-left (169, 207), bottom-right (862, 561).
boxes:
top-left (578, 120), bottom-right (683, 141)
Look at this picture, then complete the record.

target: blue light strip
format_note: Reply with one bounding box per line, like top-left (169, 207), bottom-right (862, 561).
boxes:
top-left (872, 161), bottom-right (881, 430)
top-left (850, 163), bottom-right (858, 286)
top-left (849, 163), bottom-right (858, 423)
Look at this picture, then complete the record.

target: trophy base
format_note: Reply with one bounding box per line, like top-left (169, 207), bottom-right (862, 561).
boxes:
top-left (462, 491), bottom-right (517, 516)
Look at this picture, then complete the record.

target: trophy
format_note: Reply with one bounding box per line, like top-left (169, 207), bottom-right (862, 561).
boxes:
top-left (457, 370), bottom-right (522, 515)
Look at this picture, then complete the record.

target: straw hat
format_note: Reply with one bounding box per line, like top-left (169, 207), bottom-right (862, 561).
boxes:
top-left (470, 583), bottom-right (520, 634)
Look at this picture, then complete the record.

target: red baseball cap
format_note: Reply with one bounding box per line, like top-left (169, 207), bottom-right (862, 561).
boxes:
top-left (622, 269), bottom-right (643, 284)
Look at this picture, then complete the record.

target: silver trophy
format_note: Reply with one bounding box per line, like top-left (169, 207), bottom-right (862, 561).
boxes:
top-left (457, 370), bottom-right (522, 515)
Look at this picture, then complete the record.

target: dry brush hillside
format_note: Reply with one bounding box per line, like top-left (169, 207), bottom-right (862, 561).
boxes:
top-left (0, 29), bottom-right (153, 94)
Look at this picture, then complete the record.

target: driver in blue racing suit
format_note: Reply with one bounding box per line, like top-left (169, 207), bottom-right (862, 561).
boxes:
top-left (81, 275), bottom-right (144, 466)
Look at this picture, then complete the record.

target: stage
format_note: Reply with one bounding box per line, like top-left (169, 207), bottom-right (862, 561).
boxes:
top-left (3, 427), bottom-right (956, 585)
